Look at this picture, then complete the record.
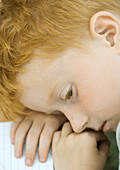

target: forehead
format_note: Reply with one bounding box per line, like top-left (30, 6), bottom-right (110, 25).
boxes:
top-left (16, 47), bottom-right (92, 96)
top-left (18, 47), bottom-right (84, 79)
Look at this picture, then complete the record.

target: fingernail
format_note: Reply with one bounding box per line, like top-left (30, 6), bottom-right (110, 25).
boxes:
top-left (26, 158), bottom-right (32, 165)
top-left (15, 151), bottom-right (20, 157)
top-left (40, 156), bottom-right (45, 162)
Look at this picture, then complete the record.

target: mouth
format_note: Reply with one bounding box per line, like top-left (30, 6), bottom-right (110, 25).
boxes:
top-left (97, 121), bottom-right (108, 133)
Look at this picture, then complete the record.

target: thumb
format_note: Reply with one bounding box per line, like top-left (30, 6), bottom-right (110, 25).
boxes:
top-left (99, 140), bottom-right (110, 161)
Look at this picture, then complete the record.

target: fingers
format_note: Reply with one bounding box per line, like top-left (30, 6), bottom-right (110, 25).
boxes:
top-left (52, 122), bottom-right (72, 146)
top-left (79, 131), bottom-right (108, 149)
top-left (52, 131), bottom-right (61, 145)
top-left (99, 140), bottom-right (110, 161)
top-left (25, 122), bottom-right (44, 166)
top-left (83, 131), bottom-right (107, 145)
top-left (10, 116), bottom-right (25, 144)
top-left (61, 122), bottom-right (73, 138)
top-left (39, 124), bottom-right (55, 163)
top-left (51, 131), bottom-right (61, 158)
top-left (14, 118), bottom-right (32, 158)
top-left (91, 131), bottom-right (107, 142)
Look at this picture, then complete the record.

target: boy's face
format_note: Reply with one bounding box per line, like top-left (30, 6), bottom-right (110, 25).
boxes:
top-left (16, 39), bottom-right (120, 133)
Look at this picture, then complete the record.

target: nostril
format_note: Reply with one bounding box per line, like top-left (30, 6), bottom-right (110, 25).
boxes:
top-left (72, 123), bottom-right (82, 133)
top-left (82, 122), bottom-right (88, 130)
top-left (72, 123), bottom-right (86, 133)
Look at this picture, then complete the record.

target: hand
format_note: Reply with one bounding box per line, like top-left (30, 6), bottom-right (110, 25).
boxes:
top-left (52, 122), bottom-right (110, 170)
top-left (10, 111), bottom-right (67, 166)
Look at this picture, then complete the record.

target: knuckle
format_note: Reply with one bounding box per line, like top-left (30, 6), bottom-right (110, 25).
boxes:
top-left (47, 121), bottom-right (56, 128)
top-left (47, 114), bottom-right (61, 122)
top-left (49, 125), bottom-right (57, 132)
top-left (24, 116), bottom-right (32, 123)
top-left (81, 132), bottom-right (93, 140)
top-left (80, 132), bottom-right (97, 147)
top-left (15, 130), bottom-right (25, 141)
top-left (64, 122), bottom-right (70, 126)
top-left (46, 127), bottom-right (55, 135)
top-left (41, 133), bottom-right (52, 141)
top-left (15, 135), bottom-right (23, 144)
top-left (47, 117), bottom-right (58, 125)
top-left (27, 129), bottom-right (40, 141)
top-left (54, 131), bottom-right (60, 137)
top-left (52, 131), bottom-right (60, 143)
top-left (62, 122), bottom-right (68, 129)
top-left (27, 133), bottom-right (37, 141)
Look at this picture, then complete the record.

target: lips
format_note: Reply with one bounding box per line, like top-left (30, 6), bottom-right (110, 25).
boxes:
top-left (102, 121), bottom-right (108, 133)
top-left (97, 121), bottom-right (108, 133)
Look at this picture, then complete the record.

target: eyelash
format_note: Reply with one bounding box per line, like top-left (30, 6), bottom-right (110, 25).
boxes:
top-left (64, 85), bottom-right (73, 101)
top-left (59, 83), bottom-right (77, 102)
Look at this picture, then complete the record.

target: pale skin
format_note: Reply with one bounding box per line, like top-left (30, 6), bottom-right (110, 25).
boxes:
top-left (52, 122), bottom-right (110, 170)
top-left (10, 11), bottom-right (120, 169)
top-left (10, 111), bottom-right (67, 165)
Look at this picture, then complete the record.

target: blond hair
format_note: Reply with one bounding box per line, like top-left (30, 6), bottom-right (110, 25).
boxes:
top-left (0, 0), bottom-right (120, 120)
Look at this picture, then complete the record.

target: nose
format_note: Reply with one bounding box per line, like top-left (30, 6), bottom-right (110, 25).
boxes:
top-left (70, 114), bottom-right (89, 133)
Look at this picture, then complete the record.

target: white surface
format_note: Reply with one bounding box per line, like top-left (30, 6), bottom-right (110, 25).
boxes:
top-left (0, 122), bottom-right (53, 170)
top-left (116, 122), bottom-right (120, 170)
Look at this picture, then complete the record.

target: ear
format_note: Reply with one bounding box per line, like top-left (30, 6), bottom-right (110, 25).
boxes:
top-left (90, 11), bottom-right (120, 48)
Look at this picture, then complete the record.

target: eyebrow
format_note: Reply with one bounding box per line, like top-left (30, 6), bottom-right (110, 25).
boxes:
top-left (46, 80), bottom-right (59, 106)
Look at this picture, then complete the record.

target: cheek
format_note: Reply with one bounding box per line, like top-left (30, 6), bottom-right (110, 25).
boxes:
top-left (78, 81), bottom-right (119, 119)
top-left (79, 88), bottom-right (105, 114)
top-left (75, 58), bottom-right (120, 119)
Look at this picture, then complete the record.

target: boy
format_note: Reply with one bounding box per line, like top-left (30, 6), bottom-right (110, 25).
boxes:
top-left (0, 0), bottom-right (120, 168)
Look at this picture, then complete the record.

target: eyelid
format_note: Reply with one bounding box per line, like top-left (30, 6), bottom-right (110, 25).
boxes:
top-left (58, 83), bottom-right (77, 101)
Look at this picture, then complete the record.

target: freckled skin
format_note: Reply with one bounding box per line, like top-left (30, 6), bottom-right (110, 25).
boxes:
top-left (16, 40), bottom-right (120, 133)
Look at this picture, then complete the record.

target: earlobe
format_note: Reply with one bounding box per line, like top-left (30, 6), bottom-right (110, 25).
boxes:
top-left (90, 11), bottom-right (120, 47)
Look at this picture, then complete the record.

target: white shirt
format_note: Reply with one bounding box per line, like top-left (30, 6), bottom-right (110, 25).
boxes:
top-left (116, 122), bottom-right (120, 170)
